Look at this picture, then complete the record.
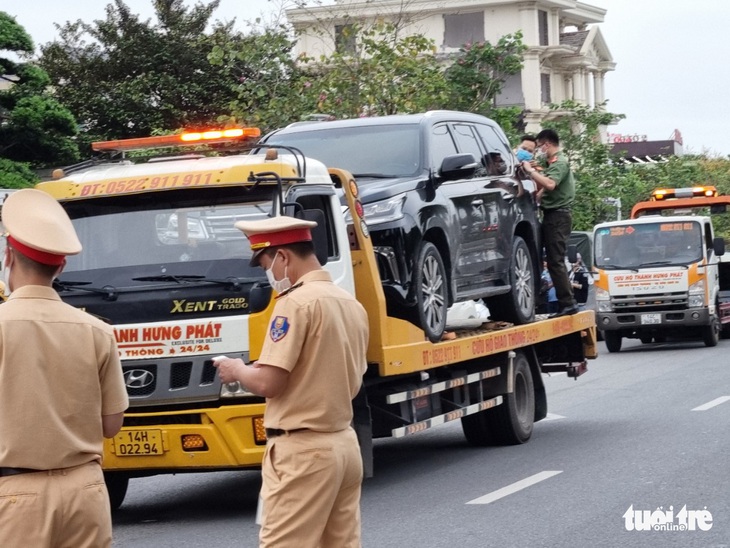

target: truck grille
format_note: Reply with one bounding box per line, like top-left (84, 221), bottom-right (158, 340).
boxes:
top-left (122, 353), bottom-right (247, 408)
top-left (611, 291), bottom-right (688, 313)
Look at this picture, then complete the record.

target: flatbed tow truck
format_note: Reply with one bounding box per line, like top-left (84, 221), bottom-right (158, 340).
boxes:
top-left (32, 128), bottom-right (597, 508)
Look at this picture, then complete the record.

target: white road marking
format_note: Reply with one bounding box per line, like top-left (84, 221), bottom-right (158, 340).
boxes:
top-left (692, 396), bottom-right (730, 411)
top-left (542, 413), bottom-right (566, 421)
top-left (466, 471), bottom-right (563, 505)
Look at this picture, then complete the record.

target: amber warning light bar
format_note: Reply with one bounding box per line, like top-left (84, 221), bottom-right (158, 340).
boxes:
top-left (651, 186), bottom-right (717, 200)
top-left (92, 127), bottom-right (261, 152)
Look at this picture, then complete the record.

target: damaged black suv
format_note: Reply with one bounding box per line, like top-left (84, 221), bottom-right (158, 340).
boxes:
top-left (261, 111), bottom-right (541, 341)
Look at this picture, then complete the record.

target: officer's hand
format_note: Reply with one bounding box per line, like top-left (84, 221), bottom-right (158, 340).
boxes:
top-left (213, 357), bottom-right (245, 384)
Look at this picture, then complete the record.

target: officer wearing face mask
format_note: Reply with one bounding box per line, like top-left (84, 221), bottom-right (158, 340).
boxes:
top-left (0, 189), bottom-right (128, 548)
top-left (213, 215), bottom-right (369, 548)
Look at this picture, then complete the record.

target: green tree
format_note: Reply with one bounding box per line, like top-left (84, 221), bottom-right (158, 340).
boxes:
top-left (305, 22), bottom-right (450, 119)
top-left (209, 25), bottom-right (311, 132)
top-left (444, 32), bottom-right (526, 115)
top-left (0, 11), bottom-right (78, 177)
top-left (39, 0), bottom-right (246, 146)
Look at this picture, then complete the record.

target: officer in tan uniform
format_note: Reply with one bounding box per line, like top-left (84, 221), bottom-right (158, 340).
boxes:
top-left (0, 189), bottom-right (129, 548)
top-left (214, 216), bottom-right (369, 548)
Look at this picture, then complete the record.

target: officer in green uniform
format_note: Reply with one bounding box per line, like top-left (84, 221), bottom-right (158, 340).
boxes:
top-left (522, 128), bottom-right (578, 317)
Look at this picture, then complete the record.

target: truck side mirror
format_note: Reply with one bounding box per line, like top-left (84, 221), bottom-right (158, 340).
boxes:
top-left (713, 237), bottom-right (725, 257)
top-left (567, 244), bottom-right (578, 264)
top-left (297, 208), bottom-right (329, 266)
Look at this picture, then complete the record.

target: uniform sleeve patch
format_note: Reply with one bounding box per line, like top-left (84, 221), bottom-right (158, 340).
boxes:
top-left (270, 316), bottom-right (290, 342)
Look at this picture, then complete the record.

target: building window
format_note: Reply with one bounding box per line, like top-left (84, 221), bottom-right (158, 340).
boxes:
top-left (538, 10), bottom-right (549, 46)
top-left (444, 12), bottom-right (484, 48)
top-left (541, 73), bottom-right (551, 104)
top-left (335, 24), bottom-right (356, 55)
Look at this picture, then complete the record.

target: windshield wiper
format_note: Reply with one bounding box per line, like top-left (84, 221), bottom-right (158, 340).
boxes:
top-left (351, 173), bottom-right (397, 178)
top-left (54, 279), bottom-right (119, 301)
top-left (599, 264), bottom-right (638, 272)
top-left (639, 260), bottom-right (687, 269)
top-left (131, 275), bottom-right (258, 289)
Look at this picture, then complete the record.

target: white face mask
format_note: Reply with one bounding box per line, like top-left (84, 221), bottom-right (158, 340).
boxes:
top-left (265, 253), bottom-right (292, 293)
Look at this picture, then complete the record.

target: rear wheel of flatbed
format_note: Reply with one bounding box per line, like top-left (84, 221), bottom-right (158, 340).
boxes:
top-left (461, 351), bottom-right (534, 446)
top-left (104, 472), bottom-right (129, 511)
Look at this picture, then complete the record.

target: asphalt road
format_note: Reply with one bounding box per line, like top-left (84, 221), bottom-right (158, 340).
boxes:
top-left (112, 337), bottom-right (730, 547)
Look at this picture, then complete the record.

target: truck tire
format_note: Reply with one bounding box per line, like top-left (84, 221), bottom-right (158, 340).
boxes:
top-left (414, 242), bottom-right (447, 343)
top-left (703, 316), bottom-right (720, 347)
top-left (604, 331), bottom-right (622, 353)
top-left (104, 472), bottom-right (129, 511)
top-left (461, 351), bottom-right (534, 446)
top-left (487, 236), bottom-right (536, 325)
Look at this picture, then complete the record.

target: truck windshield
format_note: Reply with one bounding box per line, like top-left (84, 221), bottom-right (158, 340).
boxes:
top-left (594, 220), bottom-right (703, 268)
top-left (266, 124), bottom-right (421, 178)
top-left (63, 201), bottom-right (270, 273)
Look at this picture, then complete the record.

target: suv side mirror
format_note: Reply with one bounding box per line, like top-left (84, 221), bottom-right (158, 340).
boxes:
top-left (438, 153), bottom-right (479, 183)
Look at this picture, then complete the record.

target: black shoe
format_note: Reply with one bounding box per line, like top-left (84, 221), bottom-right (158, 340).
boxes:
top-left (549, 305), bottom-right (579, 318)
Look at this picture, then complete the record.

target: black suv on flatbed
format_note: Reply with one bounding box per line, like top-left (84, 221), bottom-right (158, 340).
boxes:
top-left (261, 111), bottom-right (541, 341)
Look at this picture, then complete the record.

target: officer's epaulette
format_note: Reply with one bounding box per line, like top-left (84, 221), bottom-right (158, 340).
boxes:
top-left (275, 281), bottom-right (304, 299)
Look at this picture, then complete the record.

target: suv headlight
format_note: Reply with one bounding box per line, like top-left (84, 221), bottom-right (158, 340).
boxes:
top-left (345, 195), bottom-right (405, 225)
top-left (595, 287), bottom-right (612, 312)
top-left (688, 279), bottom-right (705, 308)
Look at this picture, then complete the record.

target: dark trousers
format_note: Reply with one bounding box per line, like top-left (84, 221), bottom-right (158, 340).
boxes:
top-left (542, 209), bottom-right (576, 309)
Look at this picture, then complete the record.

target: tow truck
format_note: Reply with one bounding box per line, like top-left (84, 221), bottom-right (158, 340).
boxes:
top-left (593, 186), bottom-right (730, 351)
top-left (33, 128), bottom-right (597, 508)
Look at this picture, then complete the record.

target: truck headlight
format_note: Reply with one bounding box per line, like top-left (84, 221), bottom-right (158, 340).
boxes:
top-left (595, 287), bottom-right (612, 312)
top-left (345, 195), bottom-right (405, 225)
top-left (688, 279), bottom-right (705, 308)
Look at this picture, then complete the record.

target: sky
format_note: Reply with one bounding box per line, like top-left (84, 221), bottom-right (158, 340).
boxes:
top-left (5, 0), bottom-right (729, 157)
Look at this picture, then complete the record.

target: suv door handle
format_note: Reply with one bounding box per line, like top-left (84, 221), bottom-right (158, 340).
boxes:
top-left (471, 199), bottom-right (484, 207)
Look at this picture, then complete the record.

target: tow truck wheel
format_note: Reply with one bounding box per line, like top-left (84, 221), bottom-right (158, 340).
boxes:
top-left (487, 236), bottom-right (536, 325)
top-left (104, 472), bottom-right (130, 511)
top-left (703, 316), bottom-right (720, 347)
top-left (414, 242), bottom-right (448, 343)
top-left (604, 331), bottom-right (622, 353)
top-left (461, 351), bottom-right (534, 446)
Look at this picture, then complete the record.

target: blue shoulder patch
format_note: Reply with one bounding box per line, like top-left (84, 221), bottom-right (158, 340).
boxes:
top-left (270, 316), bottom-right (290, 342)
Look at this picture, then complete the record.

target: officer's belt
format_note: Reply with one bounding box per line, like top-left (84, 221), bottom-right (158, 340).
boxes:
top-left (265, 428), bottom-right (309, 438)
top-left (0, 467), bottom-right (40, 477)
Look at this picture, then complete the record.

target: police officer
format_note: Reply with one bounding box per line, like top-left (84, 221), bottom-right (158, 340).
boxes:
top-left (522, 128), bottom-right (578, 317)
top-left (214, 216), bottom-right (369, 548)
top-left (0, 189), bottom-right (129, 548)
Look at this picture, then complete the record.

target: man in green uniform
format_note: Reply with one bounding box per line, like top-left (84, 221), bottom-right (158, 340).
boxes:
top-left (522, 128), bottom-right (578, 317)
top-left (214, 215), bottom-right (369, 548)
top-left (0, 189), bottom-right (129, 547)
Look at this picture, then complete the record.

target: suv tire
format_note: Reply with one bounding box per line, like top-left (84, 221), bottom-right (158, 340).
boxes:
top-left (414, 241), bottom-right (447, 342)
top-left (487, 236), bottom-right (535, 324)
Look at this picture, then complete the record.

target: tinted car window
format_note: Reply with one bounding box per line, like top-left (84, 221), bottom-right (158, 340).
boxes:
top-left (430, 124), bottom-right (459, 169)
top-left (267, 125), bottom-right (421, 178)
top-left (476, 124), bottom-right (513, 176)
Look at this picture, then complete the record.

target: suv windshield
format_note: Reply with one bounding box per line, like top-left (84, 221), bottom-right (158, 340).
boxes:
top-left (595, 220), bottom-right (703, 268)
top-left (267, 124), bottom-right (421, 178)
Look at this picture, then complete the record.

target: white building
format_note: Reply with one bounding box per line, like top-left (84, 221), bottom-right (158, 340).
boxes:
top-left (286, 0), bottom-right (615, 132)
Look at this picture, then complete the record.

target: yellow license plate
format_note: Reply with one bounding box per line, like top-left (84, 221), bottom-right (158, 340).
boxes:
top-left (113, 429), bottom-right (164, 456)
